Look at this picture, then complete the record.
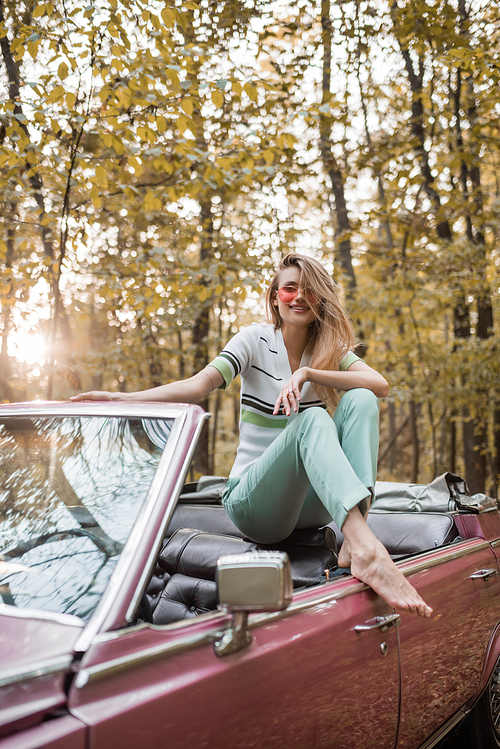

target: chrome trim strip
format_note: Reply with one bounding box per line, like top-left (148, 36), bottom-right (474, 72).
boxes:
top-left (76, 630), bottom-right (219, 686)
top-left (0, 402), bottom-right (196, 420)
top-left (416, 708), bottom-right (467, 749)
top-left (397, 539), bottom-right (490, 577)
top-left (0, 655), bottom-right (73, 688)
top-left (74, 413), bottom-right (188, 653)
top-left (91, 609), bottom-right (221, 644)
top-left (0, 604), bottom-right (83, 628)
top-left (249, 587), bottom-right (352, 627)
top-left (491, 539), bottom-right (500, 549)
top-left (124, 412), bottom-right (211, 624)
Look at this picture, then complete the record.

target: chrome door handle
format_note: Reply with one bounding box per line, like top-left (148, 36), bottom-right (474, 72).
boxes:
top-left (355, 614), bottom-right (401, 633)
top-left (469, 568), bottom-right (498, 581)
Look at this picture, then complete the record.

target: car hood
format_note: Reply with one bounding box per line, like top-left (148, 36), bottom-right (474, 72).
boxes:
top-left (0, 606), bottom-right (83, 737)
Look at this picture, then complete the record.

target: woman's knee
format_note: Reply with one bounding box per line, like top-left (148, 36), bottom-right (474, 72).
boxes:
top-left (299, 406), bottom-right (334, 430)
top-left (340, 388), bottom-right (379, 416)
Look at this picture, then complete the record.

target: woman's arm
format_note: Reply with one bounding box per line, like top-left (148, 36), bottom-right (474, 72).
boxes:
top-left (274, 361), bottom-right (389, 415)
top-left (304, 361), bottom-right (389, 398)
top-left (70, 365), bottom-right (224, 403)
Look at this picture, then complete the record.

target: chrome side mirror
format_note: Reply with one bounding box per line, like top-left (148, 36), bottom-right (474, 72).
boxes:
top-left (214, 551), bottom-right (293, 657)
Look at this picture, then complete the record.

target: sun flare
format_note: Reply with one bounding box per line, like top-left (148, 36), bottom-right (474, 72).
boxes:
top-left (10, 332), bottom-right (47, 366)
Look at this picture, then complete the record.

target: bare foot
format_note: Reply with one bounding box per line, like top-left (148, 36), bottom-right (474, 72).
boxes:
top-left (350, 540), bottom-right (433, 617)
top-left (341, 505), bottom-right (432, 617)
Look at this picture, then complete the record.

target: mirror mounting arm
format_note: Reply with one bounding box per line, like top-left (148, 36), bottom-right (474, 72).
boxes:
top-left (214, 612), bottom-right (252, 657)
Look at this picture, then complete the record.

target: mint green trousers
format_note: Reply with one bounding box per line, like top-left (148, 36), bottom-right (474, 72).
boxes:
top-left (222, 388), bottom-right (380, 543)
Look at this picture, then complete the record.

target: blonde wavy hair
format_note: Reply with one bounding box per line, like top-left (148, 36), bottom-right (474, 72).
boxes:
top-left (265, 253), bottom-right (356, 410)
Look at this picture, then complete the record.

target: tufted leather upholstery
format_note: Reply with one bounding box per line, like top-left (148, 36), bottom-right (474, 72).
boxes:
top-left (152, 574), bottom-right (218, 625)
top-left (153, 530), bottom-right (256, 625)
top-left (160, 529), bottom-right (257, 579)
top-left (149, 525), bottom-right (338, 626)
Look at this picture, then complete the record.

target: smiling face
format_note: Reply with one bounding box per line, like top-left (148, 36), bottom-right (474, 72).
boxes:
top-left (273, 266), bottom-right (317, 329)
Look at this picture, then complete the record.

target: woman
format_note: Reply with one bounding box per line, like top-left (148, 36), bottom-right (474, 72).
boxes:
top-left (72, 253), bottom-right (432, 617)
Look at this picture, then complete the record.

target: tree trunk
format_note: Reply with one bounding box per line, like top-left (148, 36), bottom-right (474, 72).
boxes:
top-left (0, 216), bottom-right (15, 402)
top-left (449, 417), bottom-right (456, 475)
top-left (492, 406), bottom-right (500, 498)
top-left (388, 402), bottom-right (397, 473)
top-left (178, 329), bottom-right (185, 380)
top-left (409, 401), bottom-right (419, 483)
top-left (191, 199), bottom-right (213, 476)
top-left (320, 0), bottom-right (356, 294)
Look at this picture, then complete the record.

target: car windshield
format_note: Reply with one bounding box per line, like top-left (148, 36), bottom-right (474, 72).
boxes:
top-left (0, 415), bottom-right (173, 622)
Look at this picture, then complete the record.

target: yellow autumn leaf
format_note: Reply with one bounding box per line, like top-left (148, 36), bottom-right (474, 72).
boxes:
top-left (90, 186), bottom-right (101, 209)
top-left (243, 82), bottom-right (258, 102)
top-left (161, 7), bottom-right (175, 26)
top-left (58, 62), bottom-right (68, 80)
top-left (211, 90), bottom-right (224, 108)
top-left (144, 192), bottom-right (162, 211)
top-left (95, 165), bottom-right (107, 183)
top-left (27, 41), bottom-right (41, 58)
top-left (111, 134), bottom-right (125, 155)
top-left (263, 150), bottom-right (274, 164)
top-left (48, 85), bottom-right (64, 102)
top-left (181, 98), bottom-right (194, 116)
top-left (177, 115), bottom-right (190, 133)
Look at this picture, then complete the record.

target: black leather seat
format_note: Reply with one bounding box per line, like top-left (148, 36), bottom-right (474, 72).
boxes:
top-left (166, 504), bottom-right (242, 538)
top-left (328, 510), bottom-right (460, 559)
top-left (150, 526), bottom-right (338, 625)
top-left (367, 511), bottom-right (459, 558)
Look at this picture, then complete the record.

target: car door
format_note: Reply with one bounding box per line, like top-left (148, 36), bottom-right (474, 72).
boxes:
top-left (68, 576), bottom-right (400, 749)
top-left (395, 538), bottom-right (500, 749)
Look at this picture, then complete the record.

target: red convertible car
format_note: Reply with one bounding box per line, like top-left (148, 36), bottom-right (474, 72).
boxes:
top-left (1, 401), bottom-right (500, 749)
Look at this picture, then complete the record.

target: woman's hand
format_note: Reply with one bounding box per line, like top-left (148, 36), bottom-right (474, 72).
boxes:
top-left (70, 391), bottom-right (129, 402)
top-left (273, 367), bottom-right (309, 416)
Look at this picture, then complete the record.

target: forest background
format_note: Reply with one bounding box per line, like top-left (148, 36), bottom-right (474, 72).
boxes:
top-left (0, 0), bottom-right (499, 495)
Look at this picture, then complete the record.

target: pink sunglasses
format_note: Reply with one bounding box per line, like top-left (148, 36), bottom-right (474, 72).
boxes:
top-left (277, 285), bottom-right (319, 305)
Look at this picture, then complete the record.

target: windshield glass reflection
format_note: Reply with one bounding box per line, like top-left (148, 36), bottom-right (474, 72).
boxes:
top-left (0, 416), bottom-right (173, 621)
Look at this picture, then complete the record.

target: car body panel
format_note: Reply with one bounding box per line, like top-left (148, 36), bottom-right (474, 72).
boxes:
top-left (0, 715), bottom-right (86, 749)
top-left (396, 539), bottom-right (500, 748)
top-left (0, 609), bottom-right (83, 738)
top-left (69, 580), bottom-right (399, 749)
top-left (454, 508), bottom-right (500, 543)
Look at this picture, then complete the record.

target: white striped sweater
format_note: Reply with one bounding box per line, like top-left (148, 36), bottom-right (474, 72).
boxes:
top-left (209, 323), bottom-right (361, 477)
